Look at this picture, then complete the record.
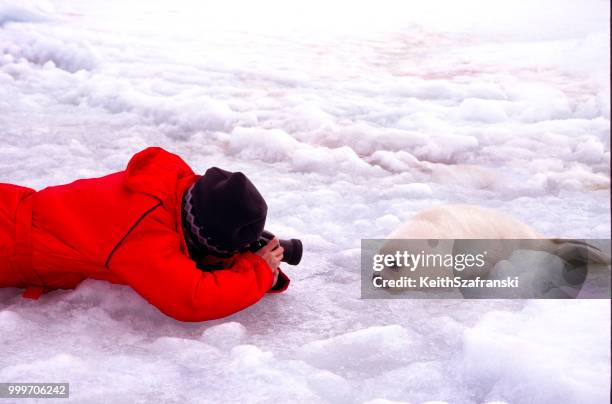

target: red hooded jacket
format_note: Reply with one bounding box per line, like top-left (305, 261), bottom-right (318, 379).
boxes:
top-left (0, 147), bottom-right (289, 322)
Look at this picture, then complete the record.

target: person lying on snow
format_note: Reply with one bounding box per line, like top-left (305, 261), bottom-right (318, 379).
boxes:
top-left (0, 147), bottom-right (290, 322)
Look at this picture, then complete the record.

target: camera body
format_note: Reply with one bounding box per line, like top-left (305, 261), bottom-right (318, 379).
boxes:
top-left (246, 230), bottom-right (303, 266)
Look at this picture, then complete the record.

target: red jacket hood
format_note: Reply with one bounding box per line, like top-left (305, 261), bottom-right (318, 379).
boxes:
top-left (123, 147), bottom-right (198, 205)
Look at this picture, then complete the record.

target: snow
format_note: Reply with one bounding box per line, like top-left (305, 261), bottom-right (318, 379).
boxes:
top-left (463, 301), bottom-right (611, 403)
top-left (457, 98), bottom-right (509, 123)
top-left (0, 1), bottom-right (49, 26)
top-left (0, 0), bottom-right (610, 403)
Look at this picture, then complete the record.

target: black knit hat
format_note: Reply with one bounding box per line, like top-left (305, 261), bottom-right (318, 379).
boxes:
top-left (184, 167), bottom-right (267, 253)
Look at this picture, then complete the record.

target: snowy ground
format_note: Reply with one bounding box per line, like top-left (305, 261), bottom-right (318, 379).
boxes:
top-left (0, 0), bottom-right (610, 403)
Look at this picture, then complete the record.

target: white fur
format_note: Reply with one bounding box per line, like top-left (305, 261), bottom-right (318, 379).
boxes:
top-left (387, 204), bottom-right (540, 239)
top-left (377, 204), bottom-right (609, 297)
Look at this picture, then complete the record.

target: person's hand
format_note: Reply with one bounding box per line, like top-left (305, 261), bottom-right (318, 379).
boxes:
top-left (255, 237), bottom-right (283, 285)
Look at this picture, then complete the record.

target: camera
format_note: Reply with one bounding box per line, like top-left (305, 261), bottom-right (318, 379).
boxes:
top-left (246, 230), bottom-right (303, 266)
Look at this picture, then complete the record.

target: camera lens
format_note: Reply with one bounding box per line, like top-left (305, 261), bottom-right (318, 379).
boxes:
top-left (279, 238), bottom-right (303, 266)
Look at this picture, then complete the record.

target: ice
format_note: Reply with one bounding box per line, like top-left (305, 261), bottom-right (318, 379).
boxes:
top-left (462, 301), bottom-right (611, 403)
top-left (0, 309), bottom-right (23, 331)
top-left (458, 98), bottom-right (509, 123)
top-left (0, 0), bottom-right (610, 403)
top-left (229, 127), bottom-right (302, 163)
top-left (291, 146), bottom-right (379, 176)
top-left (574, 137), bottom-right (606, 164)
top-left (0, 1), bottom-right (49, 26)
top-left (200, 322), bottom-right (247, 349)
top-left (282, 104), bottom-right (335, 133)
top-left (297, 325), bottom-right (420, 374)
top-left (1, 25), bottom-right (98, 73)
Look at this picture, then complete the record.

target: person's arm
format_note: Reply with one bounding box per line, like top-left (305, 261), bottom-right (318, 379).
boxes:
top-left (187, 252), bottom-right (277, 321)
top-left (194, 245), bottom-right (291, 293)
top-left (108, 229), bottom-right (276, 322)
top-left (250, 237), bottom-right (291, 293)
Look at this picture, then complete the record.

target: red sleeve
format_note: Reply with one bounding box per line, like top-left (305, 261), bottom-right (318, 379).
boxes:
top-left (192, 252), bottom-right (276, 320)
top-left (108, 227), bottom-right (276, 322)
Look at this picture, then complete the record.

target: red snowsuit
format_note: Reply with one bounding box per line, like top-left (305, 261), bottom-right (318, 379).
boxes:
top-left (0, 147), bottom-right (289, 322)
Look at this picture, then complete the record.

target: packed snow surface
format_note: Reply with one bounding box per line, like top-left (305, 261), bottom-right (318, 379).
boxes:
top-left (0, 0), bottom-right (610, 403)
